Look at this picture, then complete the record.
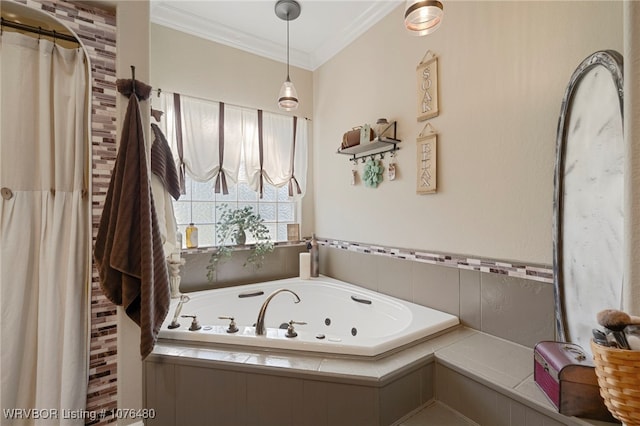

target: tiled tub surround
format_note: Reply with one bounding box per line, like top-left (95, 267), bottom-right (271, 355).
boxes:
top-left (175, 239), bottom-right (555, 347)
top-left (179, 243), bottom-right (308, 292)
top-left (144, 328), bottom-right (616, 426)
top-left (319, 243), bottom-right (556, 348)
top-left (319, 238), bottom-right (554, 284)
top-left (147, 243), bottom-right (606, 425)
top-left (178, 240), bottom-right (556, 349)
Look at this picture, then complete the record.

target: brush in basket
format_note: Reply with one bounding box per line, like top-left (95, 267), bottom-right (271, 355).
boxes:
top-left (592, 309), bottom-right (640, 425)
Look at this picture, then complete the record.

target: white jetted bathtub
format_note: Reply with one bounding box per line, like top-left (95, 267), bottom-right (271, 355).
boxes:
top-left (159, 276), bottom-right (459, 357)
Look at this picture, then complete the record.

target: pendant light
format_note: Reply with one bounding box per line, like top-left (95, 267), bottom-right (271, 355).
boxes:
top-left (275, 0), bottom-right (300, 111)
top-left (404, 0), bottom-right (444, 36)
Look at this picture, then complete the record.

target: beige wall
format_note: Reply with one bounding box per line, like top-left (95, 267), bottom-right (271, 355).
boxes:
top-left (150, 24), bottom-right (313, 118)
top-left (150, 24), bottom-right (316, 237)
top-left (314, 1), bottom-right (623, 265)
top-left (149, 2), bottom-right (623, 265)
top-left (117, 1), bottom-right (150, 422)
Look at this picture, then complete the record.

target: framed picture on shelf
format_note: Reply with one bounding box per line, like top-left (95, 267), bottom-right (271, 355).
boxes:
top-left (416, 51), bottom-right (439, 121)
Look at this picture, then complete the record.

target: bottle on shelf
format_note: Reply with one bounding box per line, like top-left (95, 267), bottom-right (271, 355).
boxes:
top-left (185, 223), bottom-right (198, 248)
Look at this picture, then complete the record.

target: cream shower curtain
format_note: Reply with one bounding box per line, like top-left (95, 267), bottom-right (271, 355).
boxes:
top-left (0, 32), bottom-right (90, 424)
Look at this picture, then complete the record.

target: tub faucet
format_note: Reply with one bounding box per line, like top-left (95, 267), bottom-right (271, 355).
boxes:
top-left (255, 289), bottom-right (301, 336)
top-left (168, 294), bottom-right (190, 329)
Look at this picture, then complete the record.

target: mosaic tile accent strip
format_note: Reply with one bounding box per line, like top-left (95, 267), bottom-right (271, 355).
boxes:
top-left (15, 1), bottom-right (118, 424)
top-left (319, 238), bottom-right (554, 284)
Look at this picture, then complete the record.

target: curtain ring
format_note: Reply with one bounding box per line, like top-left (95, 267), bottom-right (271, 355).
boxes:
top-left (1, 187), bottom-right (13, 200)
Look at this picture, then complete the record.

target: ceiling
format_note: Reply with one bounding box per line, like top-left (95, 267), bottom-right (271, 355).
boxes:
top-left (150, 1), bottom-right (404, 71)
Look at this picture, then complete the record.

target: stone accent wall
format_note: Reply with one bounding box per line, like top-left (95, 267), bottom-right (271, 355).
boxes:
top-left (12, 1), bottom-right (118, 424)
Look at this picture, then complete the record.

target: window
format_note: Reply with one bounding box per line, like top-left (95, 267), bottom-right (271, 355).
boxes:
top-left (156, 91), bottom-right (307, 249)
top-left (173, 173), bottom-right (298, 248)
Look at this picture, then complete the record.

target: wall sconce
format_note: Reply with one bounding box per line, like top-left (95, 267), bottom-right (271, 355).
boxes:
top-left (404, 0), bottom-right (444, 36)
top-left (275, 0), bottom-right (301, 111)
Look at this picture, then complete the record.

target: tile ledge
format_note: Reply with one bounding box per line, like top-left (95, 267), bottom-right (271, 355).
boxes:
top-left (433, 331), bottom-right (619, 426)
top-left (149, 326), bottom-right (477, 384)
top-left (150, 329), bottom-right (618, 424)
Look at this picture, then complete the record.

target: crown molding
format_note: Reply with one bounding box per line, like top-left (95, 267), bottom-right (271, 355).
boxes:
top-left (151, 2), bottom-right (314, 70)
top-left (150, 2), bottom-right (401, 71)
top-left (310, 2), bottom-right (400, 69)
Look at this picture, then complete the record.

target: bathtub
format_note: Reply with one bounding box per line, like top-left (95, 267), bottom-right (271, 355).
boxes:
top-left (159, 276), bottom-right (459, 357)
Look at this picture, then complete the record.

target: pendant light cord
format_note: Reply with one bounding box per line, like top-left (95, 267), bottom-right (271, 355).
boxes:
top-left (286, 13), bottom-right (291, 81)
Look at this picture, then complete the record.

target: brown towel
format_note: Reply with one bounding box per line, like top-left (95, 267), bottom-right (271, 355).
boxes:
top-left (151, 123), bottom-right (181, 201)
top-left (95, 79), bottom-right (170, 359)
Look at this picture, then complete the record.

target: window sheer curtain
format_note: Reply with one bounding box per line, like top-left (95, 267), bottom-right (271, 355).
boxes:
top-left (0, 32), bottom-right (90, 425)
top-left (155, 92), bottom-right (308, 197)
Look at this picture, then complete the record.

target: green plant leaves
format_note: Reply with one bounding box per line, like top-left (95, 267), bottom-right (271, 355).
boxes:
top-left (206, 204), bottom-right (274, 282)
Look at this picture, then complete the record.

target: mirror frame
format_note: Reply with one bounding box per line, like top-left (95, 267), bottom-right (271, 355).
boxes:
top-left (553, 50), bottom-right (624, 343)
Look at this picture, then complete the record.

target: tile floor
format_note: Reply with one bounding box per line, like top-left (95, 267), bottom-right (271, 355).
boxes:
top-left (398, 401), bottom-right (478, 426)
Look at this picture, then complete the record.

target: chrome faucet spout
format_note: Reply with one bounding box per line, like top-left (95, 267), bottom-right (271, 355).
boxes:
top-left (255, 288), bottom-right (301, 336)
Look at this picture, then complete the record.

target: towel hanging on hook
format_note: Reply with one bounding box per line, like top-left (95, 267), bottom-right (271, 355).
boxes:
top-left (116, 65), bottom-right (151, 101)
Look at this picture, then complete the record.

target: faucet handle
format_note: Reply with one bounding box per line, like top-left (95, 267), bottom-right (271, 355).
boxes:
top-left (181, 315), bottom-right (201, 331)
top-left (218, 316), bottom-right (239, 333)
top-left (286, 320), bottom-right (307, 338)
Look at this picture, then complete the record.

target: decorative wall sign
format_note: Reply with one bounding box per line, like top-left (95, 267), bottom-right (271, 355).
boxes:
top-left (416, 51), bottom-right (439, 121)
top-left (416, 123), bottom-right (437, 194)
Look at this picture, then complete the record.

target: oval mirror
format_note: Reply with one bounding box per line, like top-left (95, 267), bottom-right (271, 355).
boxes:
top-left (553, 50), bottom-right (624, 356)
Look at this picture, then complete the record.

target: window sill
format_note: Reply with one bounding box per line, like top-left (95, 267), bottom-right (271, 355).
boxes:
top-left (179, 240), bottom-right (307, 256)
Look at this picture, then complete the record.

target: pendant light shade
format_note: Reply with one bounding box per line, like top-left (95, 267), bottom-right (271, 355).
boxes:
top-left (404, 0), bottom-right (444, 36)
top-left (275, 0), bottom-right (301, 111)
top-left (278, 77), bottom-right (299, 111)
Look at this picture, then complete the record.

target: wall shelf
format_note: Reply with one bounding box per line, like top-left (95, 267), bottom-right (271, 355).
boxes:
top-left (337, 121), bottom-right (401, 162)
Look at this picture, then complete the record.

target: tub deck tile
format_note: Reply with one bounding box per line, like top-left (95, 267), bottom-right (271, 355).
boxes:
top-left (180, 347), bottom-right (253, 364)
top-left (436, 332), bottom-right (533, 389)
top-left (398, 401), bottom-right (479, 426)
top-left (317, 326), bottom-right (478, 382)
top-left (434, 332), bottom-right (619, 426)
top-left (244, 352), bottom-right (324, 372)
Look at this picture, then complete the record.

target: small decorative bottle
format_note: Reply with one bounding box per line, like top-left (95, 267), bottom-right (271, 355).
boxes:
top-left (310, 234), bottom-right (319, 277)
top-left (185, 223), bottom-right (198, 248)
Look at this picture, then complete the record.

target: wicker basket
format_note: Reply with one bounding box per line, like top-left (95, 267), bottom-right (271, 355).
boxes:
top-left (590, 340), bottom-right (640, 425)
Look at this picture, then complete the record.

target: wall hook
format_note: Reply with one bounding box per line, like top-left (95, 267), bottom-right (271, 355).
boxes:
top-left (131, 65), bottom-right (136, 92)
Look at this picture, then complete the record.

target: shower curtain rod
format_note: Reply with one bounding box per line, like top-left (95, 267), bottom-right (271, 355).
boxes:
top-left (1, 17), bottom-right (79, 43)
top-left (152, 87), bottom-right (312, 122)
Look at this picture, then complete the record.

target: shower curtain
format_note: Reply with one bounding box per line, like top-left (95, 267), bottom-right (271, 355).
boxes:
top-left (0, 32), bottom-right (90, 424)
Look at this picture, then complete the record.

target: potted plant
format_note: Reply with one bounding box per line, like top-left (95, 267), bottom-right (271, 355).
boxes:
top-left (206, 204), bottom-right (274, 281)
